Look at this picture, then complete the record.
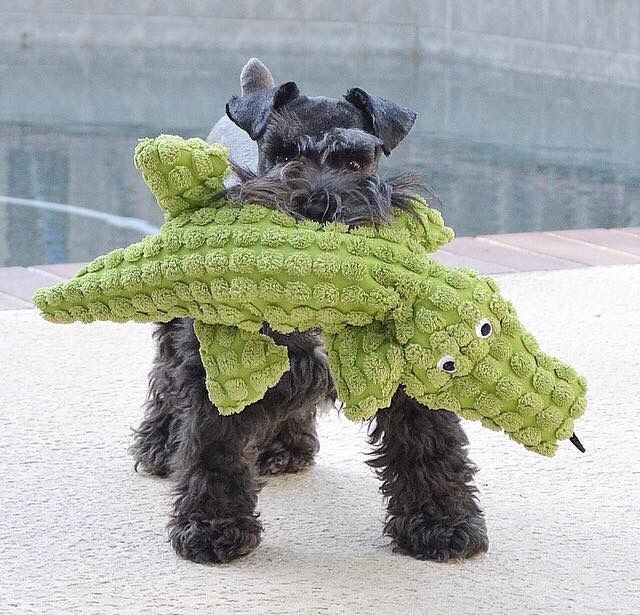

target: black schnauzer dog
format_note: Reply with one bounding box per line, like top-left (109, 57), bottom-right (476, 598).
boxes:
top-left (131, 59), bottom-right (488, 564)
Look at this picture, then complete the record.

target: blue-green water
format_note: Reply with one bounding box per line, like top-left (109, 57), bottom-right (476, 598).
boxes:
top-left (1, 44), bottom-right (639, 267)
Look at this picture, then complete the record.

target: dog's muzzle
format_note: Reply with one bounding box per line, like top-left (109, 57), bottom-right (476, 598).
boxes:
top-left (227, 160), bottom-right (397, 225)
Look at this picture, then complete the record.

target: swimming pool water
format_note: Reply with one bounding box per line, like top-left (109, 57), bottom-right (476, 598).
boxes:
top-left (1, 44), bottom-right (639, 267)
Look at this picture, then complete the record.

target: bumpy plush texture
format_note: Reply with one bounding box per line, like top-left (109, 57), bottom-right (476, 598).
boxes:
top-left (134, 134), bottom-right (229, 219)
top-left (33, 135), bottom-right (587, 456)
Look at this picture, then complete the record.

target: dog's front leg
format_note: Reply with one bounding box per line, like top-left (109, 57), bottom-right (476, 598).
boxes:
top-left (168, 411), bottom-right (262, 564)
top-left (368, 389), bottom-right (489, 561)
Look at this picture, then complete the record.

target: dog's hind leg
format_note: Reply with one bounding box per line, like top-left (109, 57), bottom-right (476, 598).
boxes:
top-left (256, 404), bottom-right (320, 476)
top-left (368, 389), bottom-right (489, 562)
top-left (130, 321), bottom-right (188, 477)
top-left (130, 384), bottom-right (180, 478)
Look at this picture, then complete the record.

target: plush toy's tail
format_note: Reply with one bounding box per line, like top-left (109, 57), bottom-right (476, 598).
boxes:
top-left (240, 58), bottom-right (275, 95)
top-left (570, 433), bottom-right (586, 452)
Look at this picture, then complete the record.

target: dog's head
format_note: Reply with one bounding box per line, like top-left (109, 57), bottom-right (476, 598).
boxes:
top-left (223, 81), bottom-right (421, 224)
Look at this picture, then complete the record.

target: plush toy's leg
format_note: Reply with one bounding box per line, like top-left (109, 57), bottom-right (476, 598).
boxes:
top-left (193, 321), bottom-right (290, 415)
top-left (322, 322), bottom-right (405, 420)
top-left (368, 389), bottom-right (489, 562)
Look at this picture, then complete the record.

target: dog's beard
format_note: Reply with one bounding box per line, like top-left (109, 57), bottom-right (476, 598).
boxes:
top-left (218, 160), bottom-right (438, 225)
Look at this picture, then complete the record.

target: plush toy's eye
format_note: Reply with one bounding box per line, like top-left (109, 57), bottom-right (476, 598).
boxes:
top-left (437, 355), bottom-right (457, 373)
top-left (476, 319), bottom-right (493, 338)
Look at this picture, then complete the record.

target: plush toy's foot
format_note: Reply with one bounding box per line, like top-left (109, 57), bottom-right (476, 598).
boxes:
top-left (385, 513), bottom-right (489, 562)
top-left (169, 515), bottom-right (262, 564)
top-left (257, 444), bottom-right (317, 476)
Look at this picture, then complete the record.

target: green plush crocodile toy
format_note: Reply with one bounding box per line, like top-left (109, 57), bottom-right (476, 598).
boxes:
top-left (33, 134), bottom-right (587, 457)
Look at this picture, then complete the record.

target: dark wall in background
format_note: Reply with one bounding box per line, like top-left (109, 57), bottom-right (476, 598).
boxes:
top-left (1, 44), bottom-right (639, 266)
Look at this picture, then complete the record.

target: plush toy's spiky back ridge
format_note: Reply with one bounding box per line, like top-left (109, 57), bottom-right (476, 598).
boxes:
top-left (33, 201), bottom-right (453, 329)
top-left (134, 135), bottom-right (229, 219)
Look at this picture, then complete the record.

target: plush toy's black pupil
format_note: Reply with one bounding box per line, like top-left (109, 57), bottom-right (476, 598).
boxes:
top-left (443, 360), bottom-right (456, 372)
top-left (481, 323), bottom-right (492, 336)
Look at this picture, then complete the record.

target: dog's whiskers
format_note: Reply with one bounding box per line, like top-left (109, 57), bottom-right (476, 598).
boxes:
top-left (219, 161), bottom-right (437, 227)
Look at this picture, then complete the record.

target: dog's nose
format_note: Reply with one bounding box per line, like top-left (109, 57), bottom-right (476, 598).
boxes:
top-left (301, 192), bottom-right (336, 223)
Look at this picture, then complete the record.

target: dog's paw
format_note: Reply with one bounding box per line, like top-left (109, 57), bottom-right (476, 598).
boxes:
top-left (385, 513), bottom-right (488, 562)
top-left (169, 515), bottom-right (262, 564)
top-left (130, 443), bottom-right (171, 477)
top-left (256, 447), bottom-right (316, 476)
top-left (130, 426), bottom-right (175, 477)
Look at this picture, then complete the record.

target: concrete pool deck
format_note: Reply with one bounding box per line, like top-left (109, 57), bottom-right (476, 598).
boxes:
top-left (1, 263), bottom-right (639, 614)
top-left (2, 226), bottom-right (640, 309)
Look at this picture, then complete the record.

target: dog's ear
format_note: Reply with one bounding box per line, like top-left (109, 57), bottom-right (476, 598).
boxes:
top-left (344, 88), bottom-right (417, 155)
top-left (226, 81), bottom-right (300, 141)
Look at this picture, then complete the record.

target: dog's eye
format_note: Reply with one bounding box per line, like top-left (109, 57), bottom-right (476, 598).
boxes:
top-left (475, 319), bottom-right (493, 338)
top-left (346, 160), bottom-right (362, 172)
top-left (273, 145), bottom-right (297, 165)
top-left (436, 355), bottom-right (457, 373)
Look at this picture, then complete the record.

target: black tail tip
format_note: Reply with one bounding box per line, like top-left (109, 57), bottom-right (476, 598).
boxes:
top-left (569, 433), bottom-right (586, 453)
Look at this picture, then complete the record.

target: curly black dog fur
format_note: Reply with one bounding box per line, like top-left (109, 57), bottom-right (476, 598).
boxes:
top-left (368, 393), bottom-right (487, 561)
top-left (132, 321), bottom-right (331, 563)
top-left (130, 63), bottom-right (488, 564)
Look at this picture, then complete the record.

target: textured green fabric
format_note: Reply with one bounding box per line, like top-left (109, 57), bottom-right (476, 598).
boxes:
top-left (33, 134), bottom-right (587, 456)
top-left (193, 322), bottom-right (290, 414)
top-left (134, 134), bottom-right (229, 219)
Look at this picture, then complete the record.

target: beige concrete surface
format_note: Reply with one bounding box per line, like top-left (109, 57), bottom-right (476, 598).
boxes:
top-left (1, 265), bottom-right (639, 614)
